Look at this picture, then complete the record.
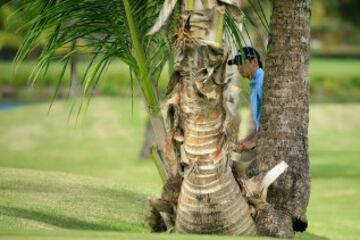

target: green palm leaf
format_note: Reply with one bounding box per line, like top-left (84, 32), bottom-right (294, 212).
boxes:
top-left (9, 0), bottom-right (170, 116)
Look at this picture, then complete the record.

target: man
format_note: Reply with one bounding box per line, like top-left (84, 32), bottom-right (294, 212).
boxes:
top-left (228, 47), bottom-right (264, 176)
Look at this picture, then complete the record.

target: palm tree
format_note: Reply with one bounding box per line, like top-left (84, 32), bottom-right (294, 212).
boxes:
top-left (4, 0), bottom-right (310, 237)
top-left (249, 0), bottom-right (311, 237)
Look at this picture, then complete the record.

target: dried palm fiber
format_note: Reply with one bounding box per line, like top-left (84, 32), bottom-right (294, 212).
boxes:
top-left (147, 0), bottom-right (178, 35)
top-left (148, 174), bottom-right (182, 231)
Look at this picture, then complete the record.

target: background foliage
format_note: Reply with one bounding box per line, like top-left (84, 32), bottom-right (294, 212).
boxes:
top-left (0, 0), bottom-right (359, 104)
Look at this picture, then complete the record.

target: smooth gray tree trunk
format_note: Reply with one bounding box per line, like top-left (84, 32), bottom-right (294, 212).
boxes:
top-left (70, 40), bottom-right (79, 97)
top-left (138, 119), bottom-right (154, 160)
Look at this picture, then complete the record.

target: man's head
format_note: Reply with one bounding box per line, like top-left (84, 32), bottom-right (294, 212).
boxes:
top-left (228, 47), bottom-right (263, 79)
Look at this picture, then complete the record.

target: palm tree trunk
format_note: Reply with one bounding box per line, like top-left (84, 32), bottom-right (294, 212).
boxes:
top-left (173, 45), bottom-right (255, 234)
top-left (162, 0), bottom-right (256, 235)
top-left (248, 0), bottom-right (311, 237)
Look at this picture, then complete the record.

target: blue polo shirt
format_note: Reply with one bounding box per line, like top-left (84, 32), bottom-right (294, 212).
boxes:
top-left (250, 68), bottom-right (264, 131)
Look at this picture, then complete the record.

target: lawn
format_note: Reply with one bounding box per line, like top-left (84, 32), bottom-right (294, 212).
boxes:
top-left (0, 97), bottom-right (359, 239)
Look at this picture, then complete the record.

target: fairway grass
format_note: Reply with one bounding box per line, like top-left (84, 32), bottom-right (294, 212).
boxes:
top-left (0, 98), bottom-right (359, 239)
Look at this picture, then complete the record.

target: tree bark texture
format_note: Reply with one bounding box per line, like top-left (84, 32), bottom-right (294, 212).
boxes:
top-left (248, 0), bottom-right (311, 237)
top-left (160, 0), bottom-right (256, 235)
top-left (173, 44), bottom-right (255, 234)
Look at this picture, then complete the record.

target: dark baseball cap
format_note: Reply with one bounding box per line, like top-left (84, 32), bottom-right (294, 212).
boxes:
top-left (228, 47), bottom-right (263, 68)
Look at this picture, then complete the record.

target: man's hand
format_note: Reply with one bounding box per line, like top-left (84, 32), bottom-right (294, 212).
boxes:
top-left (238, 139), bottom-right (257, 152)
top-left (237, 131), bottom-right (258, 152)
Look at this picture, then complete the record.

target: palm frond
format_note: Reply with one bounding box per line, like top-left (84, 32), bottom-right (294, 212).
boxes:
top-left (256, 0), bottom-right (269, 27)
top-left (147, 0), bottom-right (178, 35)
top-left (243, 21), bottom-right (255, 49)
top-left (11, 0), bottom-right (171, 116)
top-left (224, 10), bottom-right (244, 50)
top-left (0, 0), bottom-right (13, 7)
top-left (123, 0), bottom-right (160, 114)
top-left (247, 0), bottom-right (270, 33)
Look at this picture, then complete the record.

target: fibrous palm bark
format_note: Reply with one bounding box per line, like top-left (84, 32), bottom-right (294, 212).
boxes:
top-left (248, 0), bottom-right (311, 237)
top-left (172, 37), bottom-right (256, 235)
top-left (158, 0), bottom-right (256, 235)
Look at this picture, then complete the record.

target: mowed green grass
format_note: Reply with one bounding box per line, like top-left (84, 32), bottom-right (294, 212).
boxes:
top-left (309, 58), bottom-right (360, 79)
top-left (0, 98), bottom-right (359, 239)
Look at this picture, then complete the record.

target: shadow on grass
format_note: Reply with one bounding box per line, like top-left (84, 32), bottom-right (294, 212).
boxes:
top-left (0, 205), bottom-right (142, 232)
top-left (296, 232), bottom-right (329, 240)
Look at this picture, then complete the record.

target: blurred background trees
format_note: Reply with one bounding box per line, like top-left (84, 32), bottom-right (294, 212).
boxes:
top-left (311, 0), bottom-right (360, 54)
top-left (0, 0), bottom-right (359, 105)
top-left (1, 1), bottom-right (359, 57)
